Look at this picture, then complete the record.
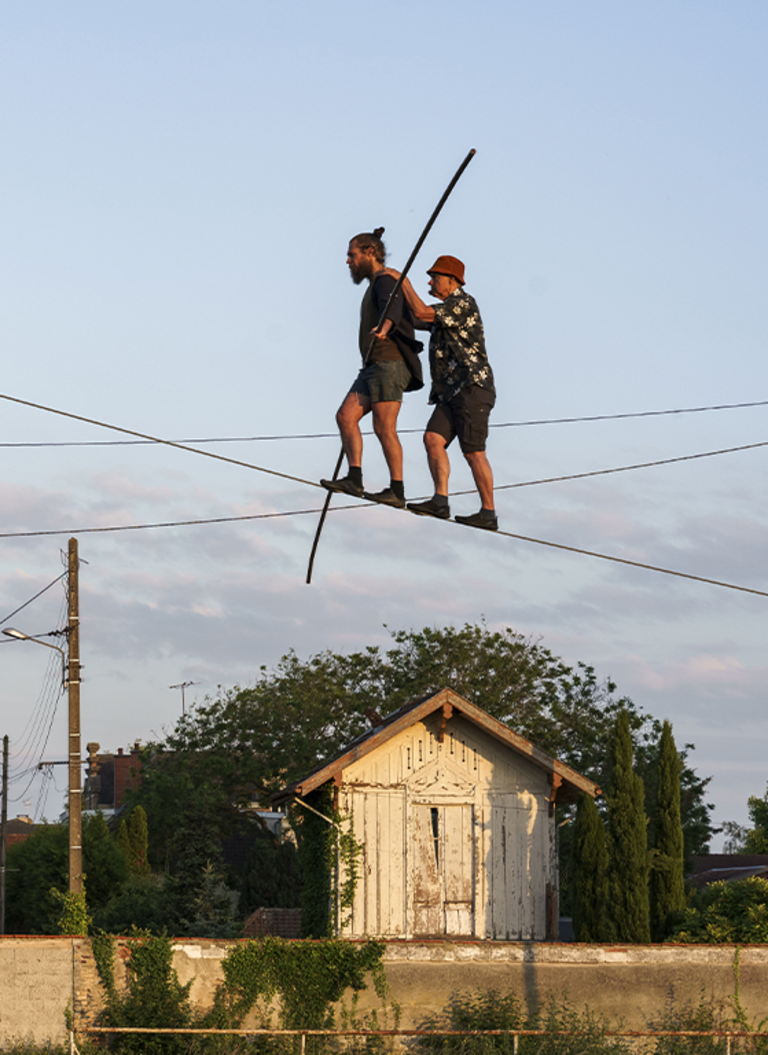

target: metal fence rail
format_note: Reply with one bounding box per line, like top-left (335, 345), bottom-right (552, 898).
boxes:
top-left (72, 1025), bottom-right (768, 1055)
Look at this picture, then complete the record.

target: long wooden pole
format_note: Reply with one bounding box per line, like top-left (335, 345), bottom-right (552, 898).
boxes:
top-left (306, 148), bottom-right (477, 584)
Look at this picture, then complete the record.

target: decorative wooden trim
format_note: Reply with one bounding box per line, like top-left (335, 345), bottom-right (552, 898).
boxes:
top-left (438, 702), bottom-right (453, 744)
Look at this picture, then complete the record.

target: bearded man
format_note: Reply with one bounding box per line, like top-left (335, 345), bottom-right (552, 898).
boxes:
top-left (320, 228), bottom-right (422, 509)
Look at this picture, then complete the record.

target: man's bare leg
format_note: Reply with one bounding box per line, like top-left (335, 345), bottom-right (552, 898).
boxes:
top-left (371, 400), bottom-right (403, 480)
top-left (336, 391), bottom-right (370, 468)
top-left (424, 430), bottom-right (450, 495)
top-left (464, 450), bottom-right (495, 510)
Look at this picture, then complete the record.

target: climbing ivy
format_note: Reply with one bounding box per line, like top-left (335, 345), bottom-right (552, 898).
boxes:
top-left (90, 929), bottom-right (193, 1054)
top-left (52, 888), bottom-right (91, 936)
top-left (207, 936), bottom-right (391, 1035)
top-left (297, 782), bottom-right (362, 938)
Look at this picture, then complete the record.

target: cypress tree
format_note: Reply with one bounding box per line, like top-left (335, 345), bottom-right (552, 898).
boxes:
top-left (128, 805), bottom-right (151, 875)
top-left (650, 720), bottom-right (685, 940)
top-left (572, 792), bottom-right (609, 941)
top-left (607, 709), bottom-right (650, 942)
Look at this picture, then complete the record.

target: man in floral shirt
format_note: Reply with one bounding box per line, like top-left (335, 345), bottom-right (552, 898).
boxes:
top-left (392, 255), bottom-right (498, 530)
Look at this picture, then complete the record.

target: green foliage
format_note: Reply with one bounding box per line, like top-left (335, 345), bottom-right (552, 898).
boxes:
top-left (606, 710), bottom-right (650, 943)
top-left (671, 877), bottom-right (768, 943)
top-left (51, 888), bottom-right (91, 935)
top-left (207, 936), bottom-right (389, 1032)
top-left (116, 806), bottom-right (152, 876)
top-left (416, 990), bottom-right (631, 1055)
top-left (125, 624), bottom-right (714, 893)
top-left (295, 784), bottom-right (362, 938)
top-left (5, 814), bottom-right (128, 934)
top-left (572, 794), bottom-right (609, 942)
top-left (239, 837), bottom-right (302, 916)
top-left (299, 785), bottom-right (335, 939)
top-left (650, 721), bottom-right (686, 941)
top-left (94, 930), bottom-right (193, 1055)
top-left (93, 875), bottom-right (176, 935)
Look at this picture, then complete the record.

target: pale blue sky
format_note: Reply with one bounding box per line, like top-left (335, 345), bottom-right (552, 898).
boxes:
top-left (1, 2), bottom-right (767, 842)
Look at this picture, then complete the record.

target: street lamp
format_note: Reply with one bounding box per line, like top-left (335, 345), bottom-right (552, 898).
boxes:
top-left (2, 628), bottom-right (68, 688)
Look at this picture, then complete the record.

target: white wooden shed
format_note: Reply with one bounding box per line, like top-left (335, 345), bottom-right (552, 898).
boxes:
top-left (275, 688), bottom-right (599, 941)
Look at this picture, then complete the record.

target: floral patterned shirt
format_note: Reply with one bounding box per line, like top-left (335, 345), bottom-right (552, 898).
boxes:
top-left (429, 289), bottom-right (495, 404)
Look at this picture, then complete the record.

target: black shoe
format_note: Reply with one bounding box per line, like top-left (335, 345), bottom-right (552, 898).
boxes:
top-left (455, 511), bottom-right (499, 531)
top-left (406, 498), bottom-right (450, 520)
top-left (363, 488), bottom-right (406, 509)
top-left (320, 476), bottom-right (364, 498)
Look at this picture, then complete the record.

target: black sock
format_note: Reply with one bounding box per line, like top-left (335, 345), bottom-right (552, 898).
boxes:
top-left (480, 507), bottom-right (496, 519)
top-left (348, 466), bottom-right (363, 487)
top-left (433, 494), bottom-right (449, 508)
top-left (391, 480), bottom-right (405, 501)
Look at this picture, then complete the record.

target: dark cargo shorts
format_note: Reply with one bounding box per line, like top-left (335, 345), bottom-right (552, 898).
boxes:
top-left (349, 360), bottom-right (411, 404)
top-left (427, 385), bottom-right (496, 454)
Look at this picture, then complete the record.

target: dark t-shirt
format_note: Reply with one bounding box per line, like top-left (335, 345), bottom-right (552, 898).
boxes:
top-left (359, 273), bottom-right (418, 364)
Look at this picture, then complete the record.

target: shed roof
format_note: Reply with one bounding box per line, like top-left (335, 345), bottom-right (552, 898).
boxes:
top-left (273, 687), bottom-right (600, 805)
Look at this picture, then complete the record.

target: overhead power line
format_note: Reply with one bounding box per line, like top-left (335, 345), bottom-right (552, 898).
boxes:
top-left (0, 392), bottom-right (319, 489)
top-left (0, 499), bottom-right (765, 600)
top-left (1, 398), bottom-right (767, 448)
top-left (0, 571), bottom-right (68, 627)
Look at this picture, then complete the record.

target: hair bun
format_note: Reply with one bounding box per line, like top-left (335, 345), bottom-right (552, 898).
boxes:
top-left (373, 226), bottom-right (385, 239)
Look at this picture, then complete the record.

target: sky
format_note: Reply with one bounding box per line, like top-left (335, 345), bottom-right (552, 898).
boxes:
top-left (1, 2), bottom-right (767, 846)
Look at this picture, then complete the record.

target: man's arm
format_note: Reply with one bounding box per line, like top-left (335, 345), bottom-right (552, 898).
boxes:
top-left (383, 269), bottom-right (435, 325)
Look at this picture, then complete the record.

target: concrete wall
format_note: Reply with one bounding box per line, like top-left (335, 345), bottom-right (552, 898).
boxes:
top-left (3, 938), bottom-right (768, 1047)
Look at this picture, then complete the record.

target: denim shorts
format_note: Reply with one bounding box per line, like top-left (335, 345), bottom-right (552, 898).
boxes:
top-left (349, 360), bottom-right (411, 404)
top-left (427, 385), bottom-right (496, 454)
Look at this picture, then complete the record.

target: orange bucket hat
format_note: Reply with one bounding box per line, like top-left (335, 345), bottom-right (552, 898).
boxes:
top-left (427, 255), bottom-right (465, 285)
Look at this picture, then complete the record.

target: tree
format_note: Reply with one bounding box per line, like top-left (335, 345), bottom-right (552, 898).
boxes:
top-left (239, 836), bottom-right (302, 916)
top-left (649, 721), bottom-right (685, 941)
top-left (606, 710), bottom-right (650, 942)
top-left (5, 814), bottom-right (128, 933)
top-left (571, 793), bottom-right (609, 941)
top-left (671, 877), bottom-right (768, 943)
top-left (125, 624), bottom-right (713, 892)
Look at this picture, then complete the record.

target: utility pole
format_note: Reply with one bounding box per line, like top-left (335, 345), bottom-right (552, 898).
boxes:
top-left (1, 734), bottom-right (8, 934)
top-left (68, 538), bottom-right (83, 895)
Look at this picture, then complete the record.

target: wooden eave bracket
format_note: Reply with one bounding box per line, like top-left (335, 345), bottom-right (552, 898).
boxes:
top-left (548, 772), bottom-right (563, 812)
top-left (438, 702), bottom-right (453, 744)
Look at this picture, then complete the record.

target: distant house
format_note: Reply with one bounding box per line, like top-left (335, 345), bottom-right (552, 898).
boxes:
top-left (4, 815), bottom-right (36, 849)
top-left (689, 854), bottom-right (768, 889)
top-left (274, 687), bottom-right (599, 942)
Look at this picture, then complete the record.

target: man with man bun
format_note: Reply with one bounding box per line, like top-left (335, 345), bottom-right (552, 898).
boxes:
top-left (320, 228), bottom-right (422, 509)
top-left (392, 255), bottom-right (498, 531)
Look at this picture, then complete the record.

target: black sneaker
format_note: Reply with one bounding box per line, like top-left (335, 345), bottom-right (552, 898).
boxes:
top-left (406, 498), bottom-right (450, 520)
top-left (320, 476), bottom-right (364, 498)
top-left (455, 511), bottom-right (499, 531)
top-left (363, 488), bottom-right (406, 509)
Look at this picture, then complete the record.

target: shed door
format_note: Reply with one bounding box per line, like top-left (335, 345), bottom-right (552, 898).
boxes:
top-left (413, 804), bottom-right (474, 936)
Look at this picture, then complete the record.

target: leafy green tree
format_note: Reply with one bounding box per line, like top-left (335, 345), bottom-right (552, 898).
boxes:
top-left (239, 836), bottom-right (302, 915)
top-left (650, 721), bottom-right (686, 941)
top-left (572, 793), bottom-right (609, 941)
top-left (607, 710), bottom-right (650, 942)
top-left (671, 877), bottom-right (768, 943)
top-left (5, 814), bottom-right (128, 933)
top-left (94, 876), bottom-right (175, 935)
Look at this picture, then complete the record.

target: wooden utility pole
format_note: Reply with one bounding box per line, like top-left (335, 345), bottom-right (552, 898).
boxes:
top-left (68, 538), bottom-right (83, 894)
top-left (1, 734), bottom-right (8, 934)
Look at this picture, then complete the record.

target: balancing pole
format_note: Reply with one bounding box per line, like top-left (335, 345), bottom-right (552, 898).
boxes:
top-left (306, 148), bottom-right (477, 584)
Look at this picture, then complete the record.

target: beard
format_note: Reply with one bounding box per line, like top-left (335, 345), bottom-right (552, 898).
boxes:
top-left (349, 257), bottom-right (374, 285)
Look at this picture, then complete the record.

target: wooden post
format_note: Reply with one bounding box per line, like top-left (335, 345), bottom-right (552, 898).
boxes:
top-left (0, 734), bottom-right (8, 933)
top-left (68, 538), bottom-right (83, 894)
